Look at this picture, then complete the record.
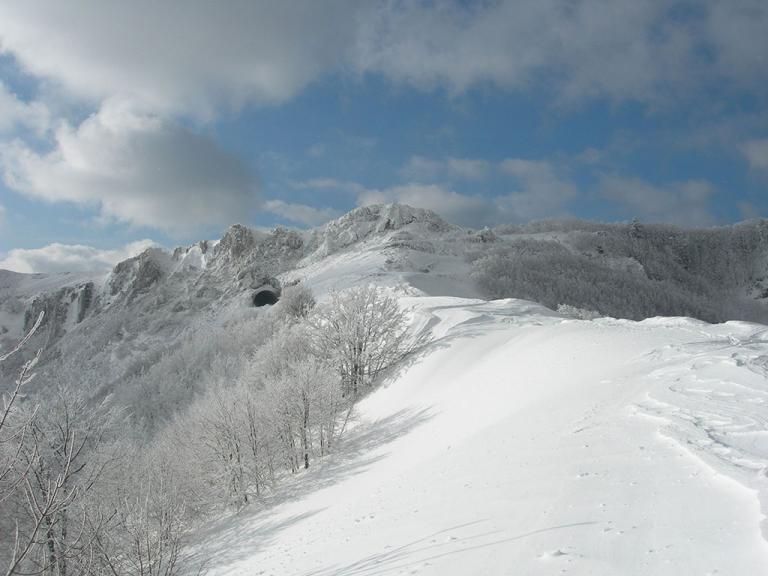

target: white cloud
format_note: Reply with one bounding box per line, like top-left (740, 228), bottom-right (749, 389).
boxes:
top-left (598, 174), bottom-right (716, 227)
top-left (400, 156), bottom-right (490, 181)
top-left (706, 1), bottom-right (768, 92)
top-left (742, 139), bottom-right (768, 171)
top-left (447, 157), bottom-right (491, 180)
top-left (738, 202), bottom-right (763, 221)
top-left (0, 2), bottom-right (757, 237)
top-left (497, 159), bottom-right (578, 221)
top-left (0, 1), bottom-right (357, 118)
top-left (299, 158), bottom-right (578, 227)
top-left (0, 81), bottom-right (49, 136)
top-left (307, 143), bottom-right (326, 158)
top-left (1, 1), bottom-right (764, 117)
top-left (292, 178), bottom-right (367, 195)
top-left (264, 199), bottom-right (339, 227)
top-left (357, 183), bottom-right (492, 228)
top-left (0, 99), bottom-right (257, 235)
top-left (355, 1), bottom-right (766, 104)
top-left (294, 159), bottom-right (721, 229)
top-left (355, 1), bottom-right (703, 105)
top-left (576, 147), bottom-right (604, 164)
top-left (0, 239), bottom-right (156, 273)
top-left (399, 156), bottom-right (443, 181)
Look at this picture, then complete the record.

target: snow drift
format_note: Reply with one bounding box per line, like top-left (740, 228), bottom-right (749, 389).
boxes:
top-left (189, 297), bottom-right (768, 575)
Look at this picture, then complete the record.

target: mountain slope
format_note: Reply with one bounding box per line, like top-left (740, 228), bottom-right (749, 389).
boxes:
top-left (0, 205), bottom-right (460, 404)
top-left (4, 205), bottom-right (768, 573)
top-left (190, 297), bottom-right (768, 575)
top-left (3, 203), bottom-right (768, 431)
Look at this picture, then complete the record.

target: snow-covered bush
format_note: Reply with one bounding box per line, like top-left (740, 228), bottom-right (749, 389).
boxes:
top-left (276, 283), bottom-right (316, 320)
top-left (556, 304), bottom-right (601, 320)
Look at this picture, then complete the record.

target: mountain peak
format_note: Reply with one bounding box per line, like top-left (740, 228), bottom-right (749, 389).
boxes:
top-left (306, 203), bottom-right (457, 259)
top-left (333, 203), bottom-right (454, 233)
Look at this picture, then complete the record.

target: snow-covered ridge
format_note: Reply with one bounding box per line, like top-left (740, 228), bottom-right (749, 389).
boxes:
top-left (3, 203), bottom-right (768, 418)
top-left (4, 203), bottom-right (768, 355)
top-left (305, 203), bottom-right (458, 260)
top-left (191, 297), bottom-right (768, 575)
top-left (0, 204), bottom-right (462, 370)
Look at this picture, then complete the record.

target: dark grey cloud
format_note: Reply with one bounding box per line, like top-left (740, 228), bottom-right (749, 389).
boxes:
top-left (1, 99), bottom-right (257, 235)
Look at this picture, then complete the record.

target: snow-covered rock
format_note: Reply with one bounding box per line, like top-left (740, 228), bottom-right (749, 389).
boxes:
top-left (306, 204), bottom-right (457, 259)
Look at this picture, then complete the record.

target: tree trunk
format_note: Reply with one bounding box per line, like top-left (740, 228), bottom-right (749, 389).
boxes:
top-left (301, 392), bottom-right (310, 470)
top-left (44, 515), bottom-right (57, 576)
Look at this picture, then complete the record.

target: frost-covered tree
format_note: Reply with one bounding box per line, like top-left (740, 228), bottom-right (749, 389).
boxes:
top-left (90, 454), bottom-right (194, 576)
top-left (246, 324), bottom-right (343, 472)
top-left (309, 286), bottom-right (412, 398)
top-left (15, 388), bottom-right (116, 576)
top-left (0, 312), bottom-right (46, 576)
top-left (276, 283), bottom-right (316, 321)
top-left (267, 357), bottom-right (341, 470)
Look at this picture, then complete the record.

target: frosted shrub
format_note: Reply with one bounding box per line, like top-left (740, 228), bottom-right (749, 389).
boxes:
top-left (557, 303), bottom-right (601, 320)
top-left (277, 283), bottom-right (316, 320)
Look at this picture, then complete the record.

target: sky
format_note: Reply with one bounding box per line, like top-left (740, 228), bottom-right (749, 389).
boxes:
top-left (0, 0), bottom-right (766, 273)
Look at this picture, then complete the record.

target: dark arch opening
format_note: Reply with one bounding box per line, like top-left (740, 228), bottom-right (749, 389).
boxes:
top-left (253, 289), bottom-right (279, 307)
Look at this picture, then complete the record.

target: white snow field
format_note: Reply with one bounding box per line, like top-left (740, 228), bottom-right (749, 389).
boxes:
top-left (191, 297), bottom-right (768, 576)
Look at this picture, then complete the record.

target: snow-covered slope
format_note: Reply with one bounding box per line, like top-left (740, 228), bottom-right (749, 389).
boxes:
top-left (191, 298), bottom-right (768, 575)
top-left (5, 204), bottom-right (768, 573)
top-left (4, 204), bottom-right (768, 398)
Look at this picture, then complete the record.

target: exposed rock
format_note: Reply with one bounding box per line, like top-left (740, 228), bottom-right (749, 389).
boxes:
top-left (308, 203), bottom-right (456, 257)
top-left (77, 282), bottom-right (95, 323)
top-left (214, 224), bottom-right (255, 262)
top-left (110, 248), bottom-right (170, 300)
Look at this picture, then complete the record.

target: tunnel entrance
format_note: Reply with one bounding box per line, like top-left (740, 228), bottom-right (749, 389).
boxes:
top-left (253, 289), bottom-right (279, 307)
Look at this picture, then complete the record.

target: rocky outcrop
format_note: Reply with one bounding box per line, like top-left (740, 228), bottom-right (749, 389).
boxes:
top-left (214, 224), bottom-right (256, 262)
top-left (109, 248), bottom-right (170, 301)
top-left (77, 282), bottom-right (95, 323)
top-left (307, 203), bottom-right (456, 258)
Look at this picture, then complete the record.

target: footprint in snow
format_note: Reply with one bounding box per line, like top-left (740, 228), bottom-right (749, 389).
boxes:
top-left (539, 549), bottom-right (570, 560)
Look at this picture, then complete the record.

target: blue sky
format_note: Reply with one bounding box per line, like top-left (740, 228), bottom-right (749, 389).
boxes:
top-left (0, 0), bottom-right (766, 272)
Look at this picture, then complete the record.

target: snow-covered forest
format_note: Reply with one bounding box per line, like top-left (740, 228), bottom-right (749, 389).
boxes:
top-left (470, 218), bottom-right (768, 323)
top-left (0, 279), bottom-right (418, 576)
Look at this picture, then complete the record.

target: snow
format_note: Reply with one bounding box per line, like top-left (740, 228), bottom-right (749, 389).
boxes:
top-left (0, 269), bottom-right (105, 342)
top-left (281, 223), bottom-right (478, 302)
top-left (190, 297), bottom-right (768, 575)
top-left (5, 205), bottom-right (768, 573)
top-left (173, 244), bottom-right (207, 273)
